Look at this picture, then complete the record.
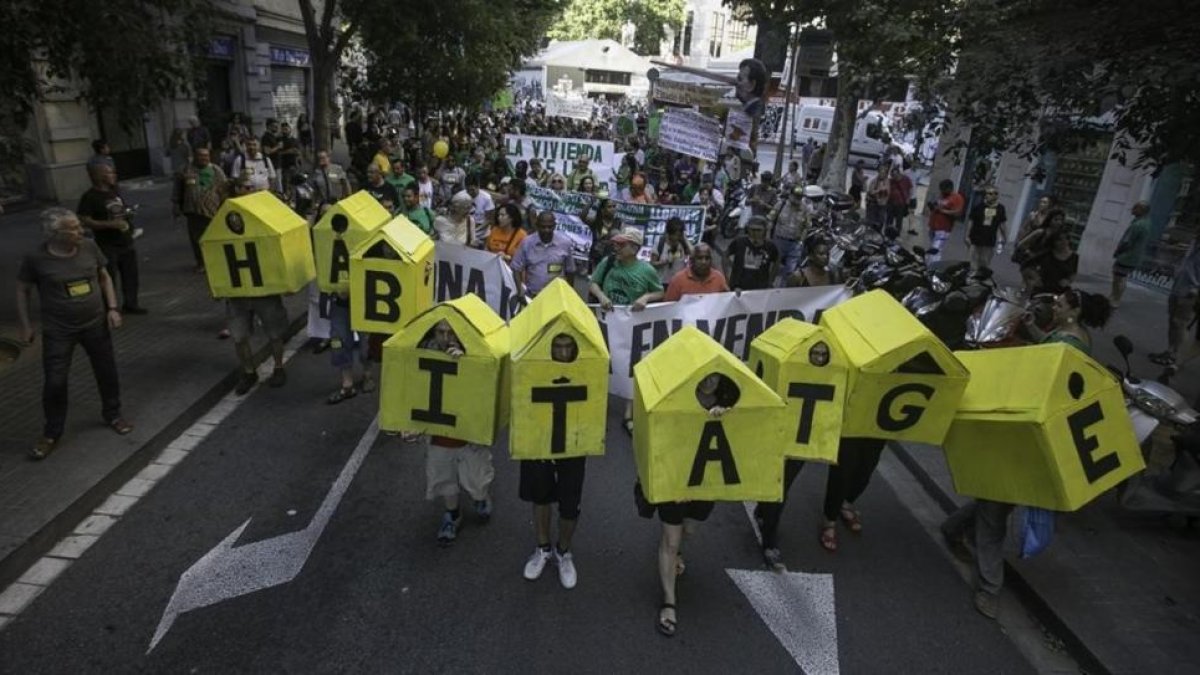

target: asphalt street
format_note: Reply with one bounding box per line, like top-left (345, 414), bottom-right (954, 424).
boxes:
top-left (0, 340), bottom-right (1041, 674)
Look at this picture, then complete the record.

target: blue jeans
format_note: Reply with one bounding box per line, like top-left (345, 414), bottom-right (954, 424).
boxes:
top-left (328, 300), bottom-right (367, 371)
top-left (774, 237), bottom-right (802, 284)
top-left (42, 321), bottom-right (122, 439)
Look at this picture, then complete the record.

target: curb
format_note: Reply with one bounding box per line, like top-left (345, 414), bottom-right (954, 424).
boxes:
top-left (0, 315), bottom-right (307, 591)
top-left (888, 441), bottom-right (1110, 675)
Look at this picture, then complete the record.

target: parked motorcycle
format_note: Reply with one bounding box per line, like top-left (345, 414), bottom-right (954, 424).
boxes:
top-left (963, 285), bottom-right (1056, 349)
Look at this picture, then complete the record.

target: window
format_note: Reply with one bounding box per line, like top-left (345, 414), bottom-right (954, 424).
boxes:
top-left (726, 19), bottom-right (749, 50)
top-left (585, 70), bottom-right (631, 86)
top-left (709, 12), bottom-right (725, 58)
top-left (682, 11), bottom-right (693, 56)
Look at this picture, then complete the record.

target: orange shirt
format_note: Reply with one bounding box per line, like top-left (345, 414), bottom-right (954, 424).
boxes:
top-left (664, 267), bottom-right (729, 301)
top-left (486, 226), bottom-right (527, 258)
top-left (929, 192), bottom-right (964, 233)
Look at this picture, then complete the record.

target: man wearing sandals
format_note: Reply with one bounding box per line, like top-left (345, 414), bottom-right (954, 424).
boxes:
top-left (323, 292), bottom-right (374, 405)
top-left (17, 208), bottom-right (134, 459)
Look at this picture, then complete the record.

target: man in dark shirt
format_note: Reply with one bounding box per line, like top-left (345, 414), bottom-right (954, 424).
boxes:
top-left (362, 163), bottom-right (398, 212)
top-left (724, 216), bottom-right (779, 291)
top-left (77, 163), bottom-right (146, 313)
top-left (17, 207), bottom-right (133, 459)
top-left (278, 122), bottom-right (301, 177)
top-left (260, 119), bottom-right (282, 171)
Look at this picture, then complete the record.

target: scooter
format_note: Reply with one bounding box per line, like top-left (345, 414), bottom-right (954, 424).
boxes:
top-left (963, 286), bottom-right (1055, 349)
top-left (1110, 335), bottom-right (1200, 521)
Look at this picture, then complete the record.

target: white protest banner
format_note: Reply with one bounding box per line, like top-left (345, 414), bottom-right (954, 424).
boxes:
top-left (595, 286), bottom-right (852, 398)
top-left (723, 110), bottom-right (753, 152)
top-left (546, 93), bottom-right (594, 121)
top-left (504, 134), bottom-right (616, 178)
top-left (433, 242), bottom-right (523, 320)
top-left (659, 109), bottom-right (723, 163)
top-left (611, 201), bottom-right (705, 260)
top-left (527, 186), bottom-right (595, 261)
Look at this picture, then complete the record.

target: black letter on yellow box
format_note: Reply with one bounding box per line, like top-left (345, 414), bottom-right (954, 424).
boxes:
top-left (412, 358), bottom-right (457, 426)
top-left (223, 243), bottom-right (263, 288)
top-left (531, 385), bottom-right (588, 454)
top-left (877, 383), bottom-right (935, 432)
top-left (688, 421), bottom-right (740, 486)
top-left (788, 382), bottom-right (836, 444)
top-left (1068, 402), bottom-right (1118, 483)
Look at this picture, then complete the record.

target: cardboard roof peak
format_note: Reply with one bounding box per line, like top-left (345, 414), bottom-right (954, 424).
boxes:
top-left (820, 290), bottom-right (966, 376)
top-left (635, 326), bottom-right (784, 410)
top-left (509, 278), bottom-right (608, 360)
top-left (202, 192), bottom-right (307, 241)
top-left (953, 343), bottom-right (1119, 420)
top-left (351, 215), bottom-right (435, 261)
top-left (313, 192), bottom-right (390, 234)
top-left (394, 294), bottom-right (508, 355)
top-left (753, 318), bottom-right (847, 367)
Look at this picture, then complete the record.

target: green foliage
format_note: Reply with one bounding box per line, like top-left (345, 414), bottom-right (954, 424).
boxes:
top-left (348, 0), bottom-right (563, 112)
top-left (548, 0), bottom-right (684, 56)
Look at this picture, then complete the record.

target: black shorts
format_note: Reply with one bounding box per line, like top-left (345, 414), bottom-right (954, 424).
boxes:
top-left (518, 457), bottom-right (587, 519)
top-left (656, 500), bottom-right (716, 526)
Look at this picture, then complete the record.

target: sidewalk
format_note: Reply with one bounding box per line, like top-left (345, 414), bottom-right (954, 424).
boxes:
top-left (0, 182), bottom-right (306, 587)
top-left (897, 234), bottom-right (1200, 675)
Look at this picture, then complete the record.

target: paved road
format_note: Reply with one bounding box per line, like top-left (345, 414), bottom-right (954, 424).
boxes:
top-left (0, 346), bottom-right (1036, 673)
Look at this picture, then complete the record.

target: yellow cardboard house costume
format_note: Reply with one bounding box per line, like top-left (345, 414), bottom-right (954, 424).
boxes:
top-left (508, 278), bottom-right (609, 460)
top-left (819, 290), bottom-right (969, 444)
top-left (943, 343), bottom-right (1144, 511)
top-left (312, 192), bottom-right (391, 294)
top-left (201, 192), bottom-right (315, 297)
top-left (748, 318), bottom-right (847, 464)
top-left (634, 327), bottom-right (788, 503)
top-left (349, 215), bottom-right (435, 334)
top-left (380, 294), bottom-right (509, 445)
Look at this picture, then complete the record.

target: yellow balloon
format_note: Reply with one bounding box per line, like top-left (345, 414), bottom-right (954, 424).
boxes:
top-left (433, 140), bottom-right (449, 159)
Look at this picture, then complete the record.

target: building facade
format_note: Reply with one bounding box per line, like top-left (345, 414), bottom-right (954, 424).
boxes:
top-left (18, 0), bottom-right (318, 203)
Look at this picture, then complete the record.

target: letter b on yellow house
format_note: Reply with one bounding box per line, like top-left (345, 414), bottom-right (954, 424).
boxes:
top-left (349, 215), bottom-right (435, 334)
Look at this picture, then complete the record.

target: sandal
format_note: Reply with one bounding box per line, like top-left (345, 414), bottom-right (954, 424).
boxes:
top-left (840, 506), bottom-right (863, 533)
top-left (819, 523), bottom-right (838, 552)
top-left (29, 437), bottom-right (57, 461)
top-left (108, 418), bottom-right (133, 435)
top-left (326, 386), bottom-right (357, 405)
top-left (656, 603), bottom-right (677, 637)
top-left (623, 418), bottom-right (634, 436)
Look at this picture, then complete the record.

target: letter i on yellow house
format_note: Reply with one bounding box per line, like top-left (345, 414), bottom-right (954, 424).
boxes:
top-left (349, 214), bottom-right (435, 334)
top-left (943, 343), bottom-right (1144, 511)
top-left (634, 326), bottom-right (788, 504)
top-left (819, 290), bottom-right (969, 444)
top-left (748, 318), bottom-right (847, 464)
top-left (313, 192), bottom-right (391, 294)
top-left (508, 278), bottom-right (610, 460)
top-left (380, 294), bottom-right (510, 445)
top-left (201, 192), bottom-right (316, 297)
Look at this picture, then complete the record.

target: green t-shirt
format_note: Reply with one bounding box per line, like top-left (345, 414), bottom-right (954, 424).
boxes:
top-left (595, 256), bottom-right (662, 305)
top-left (405, 206), bottom-right (436, 235)
top-left (196, 164), bottom-right (215, 190)
top-left (1114, 217), bottom-right (1151, 268)
top-left (386, 172), bottom-right (415, 192)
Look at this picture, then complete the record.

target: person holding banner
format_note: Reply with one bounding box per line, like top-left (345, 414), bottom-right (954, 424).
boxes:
top-left (512, 212), bottom-right (576, 298)
top-left (651, 218), bottom-right (692, 289)
top-left (435, 193), bottom-right (479, 248)
top-left (485, 203), bottom-right (527, 263)
top-left (725, 217), bottom-right (779, 292)
top-left (663, 244), bottom-right (727, 301)
top-left (567, 157), bottom-right (597, 192)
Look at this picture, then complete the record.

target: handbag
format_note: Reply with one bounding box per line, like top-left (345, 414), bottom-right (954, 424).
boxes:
top-left (1017, 506), bottom-right (1056, 558)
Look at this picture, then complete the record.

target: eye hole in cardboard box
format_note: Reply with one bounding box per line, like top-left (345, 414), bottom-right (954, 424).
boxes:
top-left (331, 213), bottom-right (349, 235)
top-left (809, 341), bottom-right (830, 367)
top-left (1068, 371), bottom-right (1084, 400)
top-left (551, 333), bottom-right (578, 363)
top-left (696, 372), bottom-right (740, 410)
top-left (225, 211), bottom-right (245, 235)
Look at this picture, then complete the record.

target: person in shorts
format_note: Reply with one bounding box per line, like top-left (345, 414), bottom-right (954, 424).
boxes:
top-left (420, 320), bottom-right (496, 546)
top-left (520, 334), bottom-right (587, 589)
top-left (639, 372), bottom-right (738, 638)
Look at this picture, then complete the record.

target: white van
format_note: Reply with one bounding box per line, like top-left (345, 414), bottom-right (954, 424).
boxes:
top-left (792, 105), bottom-right (908, 168)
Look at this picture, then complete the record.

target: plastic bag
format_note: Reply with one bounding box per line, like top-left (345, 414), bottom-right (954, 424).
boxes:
top-left (1018, 506), bottom-right (1056, 559)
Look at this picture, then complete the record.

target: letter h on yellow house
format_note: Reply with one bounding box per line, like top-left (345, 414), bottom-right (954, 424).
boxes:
top-left (508, 278), bottom-right (610, 460)
top-left (200, 192), bottom-right (315, 297)
top-left (380, 294), bottom-right (510, 445)
top-left (313, 192), bottom-right (391, 294)
top-left (349, 214), bottom-right (435, 334)
top-left (943, 343), bottom-right (1144, 511)
top-left (634, 327), bottom-right (788, 504)
top-left (819, 290), bottom-right (969, 444)
top-left (749, 318), bottom-right (848, 464)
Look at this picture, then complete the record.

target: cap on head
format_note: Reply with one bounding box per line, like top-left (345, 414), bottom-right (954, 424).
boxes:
top-left (611, 226), bottom-right (644, 247)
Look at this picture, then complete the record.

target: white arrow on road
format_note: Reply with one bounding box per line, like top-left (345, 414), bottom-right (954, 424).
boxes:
top-left (730, 501), bottom-right (840, 675)
top-left (148, 417), bottom-right (381, 653)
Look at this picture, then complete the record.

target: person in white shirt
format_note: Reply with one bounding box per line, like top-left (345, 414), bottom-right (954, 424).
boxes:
top-left (435, 192), bottom-right (478, 247)
top-left (454, 175), bottom-right (495, 244)
top-left (232, 137), bottom-right (276, 193)
top-left (416, 164), bottom-right (438, 209)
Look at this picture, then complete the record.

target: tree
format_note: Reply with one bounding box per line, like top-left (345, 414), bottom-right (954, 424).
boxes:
top-left (298, 0), bottom-right (362, 153)
top-left (350, 0), bottom-right (561, 119)
top-left (548, 0), bottom-right (683, 56)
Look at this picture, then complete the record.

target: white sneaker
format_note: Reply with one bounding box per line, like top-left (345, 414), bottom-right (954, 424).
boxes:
top-left (556, 550), bottom-right (578, 589)
top-left (523, 547), bottom-right (553, 581)
top-left (132, 227), bottom-right (145, 240)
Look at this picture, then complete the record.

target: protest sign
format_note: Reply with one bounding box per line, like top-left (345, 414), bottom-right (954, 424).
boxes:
top-left (597, 286), bottom-right (850, 398)
top-left (659, 109), bottom-right (723, 163)
top-left (723, 110), bottom-right (753, 152)
top-left (433, 242), bottom-right (523, 320)
top-left (612, 201), bottom-right (705, 260)
top-left (652, 79), bottom-right (725, 107)
top-left (546, 93), bottom-right (594, 121)
top-left (526, 186), bottom-right (595, 261)
top-left (504, 134), bottom-right (615, 177)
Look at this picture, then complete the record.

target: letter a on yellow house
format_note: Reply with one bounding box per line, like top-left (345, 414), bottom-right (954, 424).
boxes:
top-left (313, 192), bottom-right (390, 294)
top-left (200, 192), bottom-right (315, 298)
top-left (748, 318), bottom-right (847, 464)
top-left (379, 294), bottom-right (510, 445)
top-left (819, 290), bottom-right (968, 444)
top-left (349, 215), bottom-right (435, 334)
top-left (508, 278), bottom-right (610, 460)
top-left (943, 343), bottom-right (1144, 511)
top-left (634, 327), bottom-right (788, 504)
